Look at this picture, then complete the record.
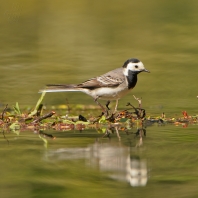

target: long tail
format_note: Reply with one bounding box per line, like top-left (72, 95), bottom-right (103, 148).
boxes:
top-left (39, 84), bottom-right (80, 93)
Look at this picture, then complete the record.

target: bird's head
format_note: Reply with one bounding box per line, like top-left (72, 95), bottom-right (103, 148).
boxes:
top-left (123, 58), bottom-right (150, 76)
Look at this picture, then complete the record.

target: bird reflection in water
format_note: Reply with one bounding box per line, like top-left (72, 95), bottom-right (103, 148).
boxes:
top-left (45, 127), bottom-right (148, 187)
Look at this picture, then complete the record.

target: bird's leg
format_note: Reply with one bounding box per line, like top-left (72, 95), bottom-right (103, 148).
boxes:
top-left (94, 97), bottom-right (106, 112)
top-left (105, 100), bottom-right (111, 110)
top-left (115, 127), bottom-right (121, 141)
top-left (113, 99), bottom-right (119, 113)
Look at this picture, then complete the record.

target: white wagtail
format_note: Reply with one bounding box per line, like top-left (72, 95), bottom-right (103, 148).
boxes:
top-left (39, 58), bottom-right (150, 112)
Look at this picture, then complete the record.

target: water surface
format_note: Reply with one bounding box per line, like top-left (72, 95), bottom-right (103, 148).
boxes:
top-left (1, 125), bottom-right (198, 198)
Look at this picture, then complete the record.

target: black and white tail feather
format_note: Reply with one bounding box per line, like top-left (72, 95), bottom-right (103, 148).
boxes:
top-left (39, 84), bottom-right (79, 93)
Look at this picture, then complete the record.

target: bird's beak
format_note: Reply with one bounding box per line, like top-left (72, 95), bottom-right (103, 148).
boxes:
top-left (143, 69), bottom-right (150, 73)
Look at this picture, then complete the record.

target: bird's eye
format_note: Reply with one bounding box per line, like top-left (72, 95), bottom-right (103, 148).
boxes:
top-left (135, 65), bottom-right (138, 68)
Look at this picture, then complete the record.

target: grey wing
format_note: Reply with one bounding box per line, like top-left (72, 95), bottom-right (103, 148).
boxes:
top-left (76, 78), bottom-right (102, 88)
top-left (76, 68), bottom-right (124, 89)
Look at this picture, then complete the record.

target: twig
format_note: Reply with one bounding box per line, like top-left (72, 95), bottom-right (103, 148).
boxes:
top-left (133, 95), bottom-right (142, 108)
top-left (36, 104), bottom-right (43, 117)
top-left (162, 112), bottom-right (165, 118)
top-left (65, 98), bottom-right (71, 114)
top-left (1, 104), bottom-right (8, 121)
top-left (126, 102), bottom-right (145, 119)
top-left (126, 102), bottom-right (135, 109)
top-left (2, 130), bottom-right (9, 145)
top-left (32, 111), bottom-right (56, 123)
top-left (39, 131), bottom-right (55, 139)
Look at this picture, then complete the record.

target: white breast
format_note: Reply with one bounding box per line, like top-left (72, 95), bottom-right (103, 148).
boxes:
top-left (81, 85), bottom-right (131, 101)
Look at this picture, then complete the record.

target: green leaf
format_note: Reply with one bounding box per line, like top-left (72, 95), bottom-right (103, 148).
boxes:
top-left (97, 127), bottom-right (107, 133)
top-left (62, 119), bottom-right (75, 124)
top-left (28, 109), bottom-right (37, 117)
top-left (9, 121), bottom-right (20, 135)
top-left (119, 118), bottom-right (128, 123)
top-left (35, 92), bottom-right (46, 110)
top-left (29, 92), bottom-right (46, 117)
top-left (39, 134), bottom-right (48, 148)
top-left (99, 115), bottom-right (107, 124)
top-left (13, 102), bottom-right (21, 115)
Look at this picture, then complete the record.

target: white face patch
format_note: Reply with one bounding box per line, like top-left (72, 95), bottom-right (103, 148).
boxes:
top-left (123, 61), bottom-right (146, 76)
top-left (128, 62), bottom-right (145, 71)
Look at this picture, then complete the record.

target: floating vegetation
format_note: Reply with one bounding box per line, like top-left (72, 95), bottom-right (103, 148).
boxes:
top-left (0, 93), bottom-right (198, 138)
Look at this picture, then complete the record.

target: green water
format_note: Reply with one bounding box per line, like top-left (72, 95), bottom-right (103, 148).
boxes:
top-left (1, 125), bottom-right (198, 198)
top-left (1, 0), bottom-right (198, 197)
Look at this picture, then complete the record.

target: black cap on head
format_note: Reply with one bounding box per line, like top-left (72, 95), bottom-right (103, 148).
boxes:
top-left (122, 58), bottom-right (140, 68)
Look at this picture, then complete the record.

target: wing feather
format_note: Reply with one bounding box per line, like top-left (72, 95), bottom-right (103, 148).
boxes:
top-left (76, 68), bottom-right (124, 89)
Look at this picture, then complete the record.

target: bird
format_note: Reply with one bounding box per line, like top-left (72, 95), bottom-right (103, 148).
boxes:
top-left (39, 58), bottom-right (150, 112)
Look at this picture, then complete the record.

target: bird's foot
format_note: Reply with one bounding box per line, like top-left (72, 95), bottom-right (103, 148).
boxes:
top-left (103, 109), bottom-right (110, 117)
top-left (105, 111), bottom-right (119, 122)
top-left (105, 100), bottom-right (111, 110)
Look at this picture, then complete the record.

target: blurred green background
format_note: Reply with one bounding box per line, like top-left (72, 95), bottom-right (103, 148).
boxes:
top-left (1, 1), bottom-right (198, 198)
top-left (1, 0), bottom-right (198, 115)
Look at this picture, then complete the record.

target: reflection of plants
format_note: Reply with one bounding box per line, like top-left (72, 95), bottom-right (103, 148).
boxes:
top-left (9, 121), bottom-right (20, 135)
